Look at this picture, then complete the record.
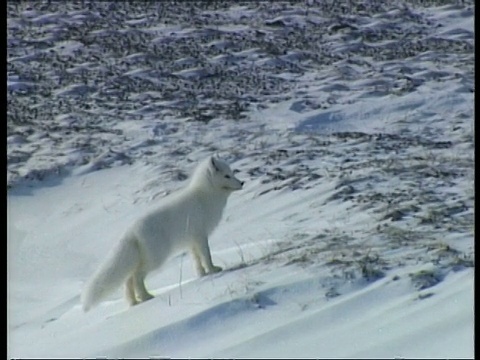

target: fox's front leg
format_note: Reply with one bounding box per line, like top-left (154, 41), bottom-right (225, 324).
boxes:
top-left (192, 249), bottom-right (206, 276)
top-left (192, 238), bottom-right (222, 276)
top-left (125, 276), bottom-right (138, 306)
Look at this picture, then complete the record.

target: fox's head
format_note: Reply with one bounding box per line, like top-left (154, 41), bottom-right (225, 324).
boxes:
top-left (208, 156), bottom-right (244, 192)
top-left (189, 156), bottom-right (244, 192)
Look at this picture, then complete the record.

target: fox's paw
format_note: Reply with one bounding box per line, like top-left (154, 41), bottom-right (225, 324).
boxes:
top-left (139, 293), bottom-right (155, 302)
top-left (210, 265), bottom-right (223, 274)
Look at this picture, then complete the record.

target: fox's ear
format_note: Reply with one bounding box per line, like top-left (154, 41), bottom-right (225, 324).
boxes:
top-left (210, 156), bottom-right (220, 171)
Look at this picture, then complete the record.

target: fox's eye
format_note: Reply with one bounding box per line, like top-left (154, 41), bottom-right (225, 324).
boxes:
top-left (225, 175), bottom-right (231, 179)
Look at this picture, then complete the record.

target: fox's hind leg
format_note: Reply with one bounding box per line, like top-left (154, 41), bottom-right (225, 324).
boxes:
top-left (133, 270), bottom-right (154, 302)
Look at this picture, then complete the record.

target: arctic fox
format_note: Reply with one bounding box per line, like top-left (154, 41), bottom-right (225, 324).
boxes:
top-left (81, 156), bottom-right (243, 312)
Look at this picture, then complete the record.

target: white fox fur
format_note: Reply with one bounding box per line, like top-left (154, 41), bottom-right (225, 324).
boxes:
top-left (81, 156), bottom-right (243, 311)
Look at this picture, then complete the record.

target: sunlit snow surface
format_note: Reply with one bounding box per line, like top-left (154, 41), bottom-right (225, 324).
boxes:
top-left (8, 1), bottom-right (473, 358)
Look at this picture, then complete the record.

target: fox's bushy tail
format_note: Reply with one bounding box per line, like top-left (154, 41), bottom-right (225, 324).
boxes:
top-left (81, 236), bottom-right (140, 312)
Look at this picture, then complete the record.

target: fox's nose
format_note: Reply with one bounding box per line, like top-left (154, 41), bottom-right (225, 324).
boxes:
top-left (240, 181), bottom-right (245, 186)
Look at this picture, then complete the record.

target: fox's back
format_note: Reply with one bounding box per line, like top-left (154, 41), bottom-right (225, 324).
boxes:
top-left (132, 187), bottom-right (225, 251)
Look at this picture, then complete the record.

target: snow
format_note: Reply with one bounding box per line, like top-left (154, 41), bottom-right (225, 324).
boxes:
top-left (8, 1), bottom-right (473, 358)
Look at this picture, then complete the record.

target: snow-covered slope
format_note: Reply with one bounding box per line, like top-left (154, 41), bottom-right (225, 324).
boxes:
top-left (8, 1), bottom-right (473, 358)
